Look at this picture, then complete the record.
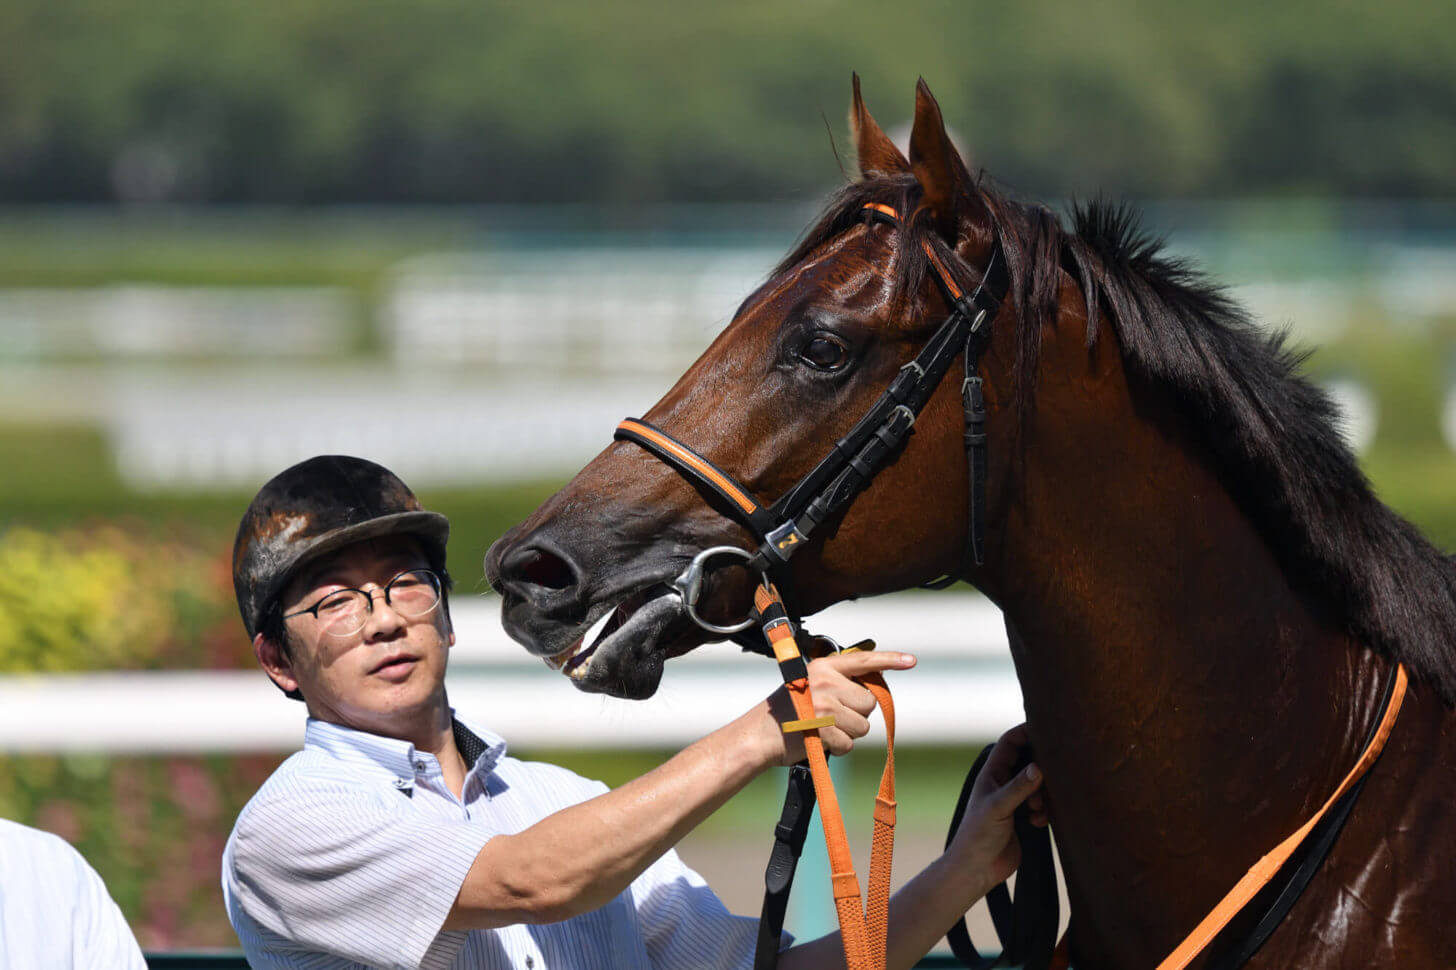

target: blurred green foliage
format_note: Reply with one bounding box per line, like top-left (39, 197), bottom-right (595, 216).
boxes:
top-left (1, 0), bottom-right (1453, 204)
top-left (0, 751), bottom-right (286, 948)
top-left (0, 525), bottom-right (230, 672)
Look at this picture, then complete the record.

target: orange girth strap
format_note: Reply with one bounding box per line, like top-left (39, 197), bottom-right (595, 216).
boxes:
top-left (754, 582), bottom-right (898, 970)
top-left (1157, 662), bottom-right (1408, 970)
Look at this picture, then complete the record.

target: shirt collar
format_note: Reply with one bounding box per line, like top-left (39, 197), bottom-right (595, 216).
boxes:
top-left (303, 711), bottom-right (508, 780)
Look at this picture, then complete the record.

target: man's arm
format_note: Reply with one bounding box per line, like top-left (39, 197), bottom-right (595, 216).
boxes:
top-left (443, 649), bottom-right (914, 930)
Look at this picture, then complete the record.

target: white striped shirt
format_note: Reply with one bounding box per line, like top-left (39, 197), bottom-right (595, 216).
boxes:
top-left (222, 714), bottom-right (772, 970)
top-left (0, 818), bottom-right (147, 970)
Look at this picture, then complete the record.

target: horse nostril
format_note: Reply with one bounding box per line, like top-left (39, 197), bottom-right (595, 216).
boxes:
top-left (504, 545), bottom-right (578, 593)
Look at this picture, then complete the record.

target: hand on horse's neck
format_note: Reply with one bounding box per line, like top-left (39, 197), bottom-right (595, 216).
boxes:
top-left (982, 308), bottom-right (1377, 966)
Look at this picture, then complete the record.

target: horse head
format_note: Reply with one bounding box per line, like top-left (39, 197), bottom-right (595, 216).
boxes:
top-left (486, 78), bottom-right (1038, 698)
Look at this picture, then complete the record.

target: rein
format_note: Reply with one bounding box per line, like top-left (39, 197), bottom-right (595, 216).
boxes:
top-left (750, 582), bottom-right (900, 970)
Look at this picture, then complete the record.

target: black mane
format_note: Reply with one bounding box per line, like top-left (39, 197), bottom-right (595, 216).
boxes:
top-left (779, 174), bottom-right (1456, 704)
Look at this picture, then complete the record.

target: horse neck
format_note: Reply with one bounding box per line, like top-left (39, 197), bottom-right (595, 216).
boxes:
top-left (982, 326), bottom-right (1382, 964)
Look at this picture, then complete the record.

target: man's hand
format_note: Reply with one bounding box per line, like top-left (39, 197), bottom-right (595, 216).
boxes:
top-left (764, 649), bottom-right (917, 766)
top-left (946, 723), bottom-right (1047, 886)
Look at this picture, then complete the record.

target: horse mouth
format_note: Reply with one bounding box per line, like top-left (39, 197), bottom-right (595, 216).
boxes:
top-left (544, 584), bottom-right (699, 698)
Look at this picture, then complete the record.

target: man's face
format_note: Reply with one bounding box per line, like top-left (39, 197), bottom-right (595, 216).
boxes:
top-left (257, 535), bottom-right (455, 737)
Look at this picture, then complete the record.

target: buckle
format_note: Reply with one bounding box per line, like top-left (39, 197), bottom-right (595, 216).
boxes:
top-left (765, 521), bottom-right (809, 562)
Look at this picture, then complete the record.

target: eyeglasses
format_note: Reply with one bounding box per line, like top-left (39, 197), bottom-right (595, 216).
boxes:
top-left (283, 569), bottom-right (443, 638)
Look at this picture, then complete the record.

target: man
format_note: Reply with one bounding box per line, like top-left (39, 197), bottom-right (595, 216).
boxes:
top-left (222, 455), bottom-right (1044, 970)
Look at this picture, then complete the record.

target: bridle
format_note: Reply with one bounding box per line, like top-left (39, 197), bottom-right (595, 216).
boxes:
top-left (615, 201), bottom-right (1009, 638)
top-left (608, 199), bottom-right (1412, 970)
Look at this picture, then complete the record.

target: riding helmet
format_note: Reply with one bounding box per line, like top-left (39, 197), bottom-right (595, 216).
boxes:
top-left (232, 455), bottom-right (450, 638)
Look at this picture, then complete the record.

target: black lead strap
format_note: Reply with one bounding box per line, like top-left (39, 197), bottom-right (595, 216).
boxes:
top-left (945, 746), bottom-right (1060, 970)
top-left (754, 763), bottom-right (816, 970)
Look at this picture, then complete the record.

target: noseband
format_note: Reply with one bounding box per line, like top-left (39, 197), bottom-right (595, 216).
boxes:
top-left (615, 202), bottom-right (1010, 637)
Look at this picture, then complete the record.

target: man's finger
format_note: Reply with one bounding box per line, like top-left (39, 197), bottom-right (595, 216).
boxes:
top-left (997, 723), bottom-right (1030, 747)
top-left (990, 763), bottom-right (1044, 818)
top-left (981, 733), bottom-right (1028, 784)
top-left (832, 709), bottom-right (871, 741)
top-left (820, 727), bottom-right (855, 757)
top-left (841, 684), bottom-right (877, 717)
top-left (819, 650), bottom-right (917, 675)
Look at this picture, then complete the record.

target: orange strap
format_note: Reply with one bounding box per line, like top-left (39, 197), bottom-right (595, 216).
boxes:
top-left (755, 584), bottom-right (897, 970)
top-left (1156, 663), bottom-right (1408, 970)
top-left (614, 419), bottom-right (762, 517)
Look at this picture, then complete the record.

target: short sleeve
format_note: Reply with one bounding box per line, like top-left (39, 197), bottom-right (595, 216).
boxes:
top-left (0, 819), bottom-right (146, 970)
top-left (70, 851), bottom-right (148, 970)
top-left (225, 783), bottom-right (492, 970)
top-left (630, 847), bottom-right (774, 970)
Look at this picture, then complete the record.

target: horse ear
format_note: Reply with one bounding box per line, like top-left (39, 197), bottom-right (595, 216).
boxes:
top-left (908, 78), bottom-right (984, 239)
top-left (850, 73), bottom-right (909, 177)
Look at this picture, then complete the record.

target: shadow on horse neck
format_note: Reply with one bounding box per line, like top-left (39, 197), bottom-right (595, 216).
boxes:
top-left (486, 80), bottom-right (1456, 967)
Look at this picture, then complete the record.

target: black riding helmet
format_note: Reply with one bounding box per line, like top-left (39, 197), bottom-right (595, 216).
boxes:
top-left (232, 456), bottom-right (451, 696)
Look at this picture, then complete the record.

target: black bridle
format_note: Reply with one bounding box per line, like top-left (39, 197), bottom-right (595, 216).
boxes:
top-left (615, 202), bottom-right (1009, 641)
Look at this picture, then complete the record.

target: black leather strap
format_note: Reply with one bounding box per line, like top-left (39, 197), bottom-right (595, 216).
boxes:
top-left (963, 373), bottom-right (988, 568)
top-left (946, 745), bottom-right (1059, 970)
top-left (754, 763), bottom-right (818, 970)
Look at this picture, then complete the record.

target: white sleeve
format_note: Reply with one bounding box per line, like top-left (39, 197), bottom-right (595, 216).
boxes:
top-left (70, 849), bottom-right (148, 970)
top-left (0, 819), bottom-right (146, 970)
top-left (631, 847), bottom-right (777, 970)
top-left (226, 783), bottom-right (493, 970)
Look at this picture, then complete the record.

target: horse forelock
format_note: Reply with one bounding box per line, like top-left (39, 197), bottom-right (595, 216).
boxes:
top-left (778, 172), bottom-right (1456, 705)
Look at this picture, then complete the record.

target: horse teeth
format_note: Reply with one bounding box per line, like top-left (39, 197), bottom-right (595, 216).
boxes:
top-left (544, 636), bottom-right (583, 670)
top-left (556, 607), bottom-right (618, 679)
top-left (583, 608), bottom-right (615, 649)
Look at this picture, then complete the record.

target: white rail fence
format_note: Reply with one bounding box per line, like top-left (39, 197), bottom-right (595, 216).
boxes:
top-left (0, 593), bottom-right (1021, 753)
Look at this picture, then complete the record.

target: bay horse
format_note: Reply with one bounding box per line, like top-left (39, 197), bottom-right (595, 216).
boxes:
top-left (485, 79), bottom-right (1456, 967)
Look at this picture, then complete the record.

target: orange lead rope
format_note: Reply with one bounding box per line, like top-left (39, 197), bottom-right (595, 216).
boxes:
top-left (754, 583), bottom-right (897, 970)
top-left (1157, 663), bottom-right (1408, 970)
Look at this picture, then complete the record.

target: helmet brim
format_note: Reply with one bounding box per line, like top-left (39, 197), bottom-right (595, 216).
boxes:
top-left (249, 510), bottom-right (450, 636)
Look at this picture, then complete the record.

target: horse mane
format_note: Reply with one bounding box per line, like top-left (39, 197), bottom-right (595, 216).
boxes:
top-left (778, 174), bottom-right (1456, 705)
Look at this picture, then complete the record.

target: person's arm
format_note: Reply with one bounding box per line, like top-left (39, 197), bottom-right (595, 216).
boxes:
top-left (778, 724), bottom-right (1047, 970)
top-left (443, 649), bottom-right (916, 930)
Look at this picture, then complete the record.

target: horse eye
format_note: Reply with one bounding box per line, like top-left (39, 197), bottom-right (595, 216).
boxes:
top-left (798, 334), bottom-right (850, 372)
